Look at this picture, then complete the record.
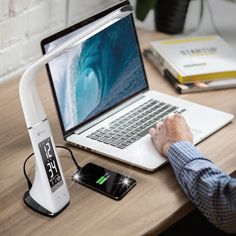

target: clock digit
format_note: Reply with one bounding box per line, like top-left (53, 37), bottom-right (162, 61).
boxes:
top-left (47, 162), bottom-right (54, 178)
top-left (44, 142), bottom-right (52, 159)
top-left (51, 160), bottom-right (58, 174)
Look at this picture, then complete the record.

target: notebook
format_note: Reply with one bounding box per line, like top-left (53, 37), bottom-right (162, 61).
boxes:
top-left (41, 1), bottom-right (233, 171)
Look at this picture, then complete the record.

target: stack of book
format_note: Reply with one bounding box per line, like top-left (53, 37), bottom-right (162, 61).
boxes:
top-left (144, 35), bottom-right (236, 93)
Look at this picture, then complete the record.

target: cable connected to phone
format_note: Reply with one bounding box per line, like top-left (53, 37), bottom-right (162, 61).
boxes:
top-left (23, 146), bottom-right (81, 190)
top-left (56, 145), bottom-right (81, 170)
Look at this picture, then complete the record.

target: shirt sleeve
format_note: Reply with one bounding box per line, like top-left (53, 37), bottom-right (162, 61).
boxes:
top-left (167, 141), bottom-right (236, 233)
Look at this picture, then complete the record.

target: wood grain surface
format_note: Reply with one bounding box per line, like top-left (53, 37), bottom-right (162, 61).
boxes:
top-left (1, 28), bottom-right (236, 236)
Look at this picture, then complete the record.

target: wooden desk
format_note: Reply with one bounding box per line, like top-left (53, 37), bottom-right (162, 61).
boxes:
top-left (1, 29), bottom-right (236, 236)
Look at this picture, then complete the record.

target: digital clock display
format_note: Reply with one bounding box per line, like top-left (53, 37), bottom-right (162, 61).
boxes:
top-left (39, 137), bottom-right (63, 192)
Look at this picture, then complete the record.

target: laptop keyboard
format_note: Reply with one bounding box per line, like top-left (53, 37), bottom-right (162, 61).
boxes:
top-left (86, 99), bottom-right (185, 149)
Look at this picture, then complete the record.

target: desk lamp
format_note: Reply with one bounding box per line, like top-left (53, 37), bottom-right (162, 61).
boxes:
top-left (19, 5), bottom-right (133, 217)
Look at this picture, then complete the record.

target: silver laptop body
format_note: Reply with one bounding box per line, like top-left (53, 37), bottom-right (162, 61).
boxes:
top-left (42, 5), bottom-right (234, 171)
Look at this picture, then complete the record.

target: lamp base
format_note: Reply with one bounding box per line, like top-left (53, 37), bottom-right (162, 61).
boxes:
top-left (23, 191), bottom-right (69, 217)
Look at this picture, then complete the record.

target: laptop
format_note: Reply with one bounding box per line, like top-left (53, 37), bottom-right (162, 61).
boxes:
top-left (41, 1), bottom-right (234, 171)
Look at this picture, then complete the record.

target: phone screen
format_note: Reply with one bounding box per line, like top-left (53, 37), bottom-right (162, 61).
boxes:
top-left (72, 163), bottom-right (136, 200)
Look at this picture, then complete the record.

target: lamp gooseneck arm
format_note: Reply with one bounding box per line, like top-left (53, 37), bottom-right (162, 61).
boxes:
top-left (20, 62), bottom-right (46, 129)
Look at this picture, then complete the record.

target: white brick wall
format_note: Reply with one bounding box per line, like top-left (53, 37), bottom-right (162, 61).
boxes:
top-left (0, 0), bottom-right (9, 21)
top-left (0, 8), bottom-right (27, 49)
top-left (9, 0), bottom-right (34, 15)
top-left (0, 0), bottom-right (120, 82)
top-left (1, 0), bottom-right (235, 82)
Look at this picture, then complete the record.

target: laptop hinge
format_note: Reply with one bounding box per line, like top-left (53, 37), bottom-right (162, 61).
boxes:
top-left (74, 93), bottom-right (145, 135)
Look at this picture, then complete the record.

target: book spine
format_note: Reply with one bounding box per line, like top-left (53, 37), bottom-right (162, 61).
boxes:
top-left (143, 49), bottom-right (183, 93)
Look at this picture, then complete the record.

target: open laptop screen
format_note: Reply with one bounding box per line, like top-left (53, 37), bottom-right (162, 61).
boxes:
top-left (43, 15), bottom-right (148, 134)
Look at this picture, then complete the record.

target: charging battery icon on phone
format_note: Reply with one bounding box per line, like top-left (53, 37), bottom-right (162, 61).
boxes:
top-left (96, 173), bottom-right (110, 185)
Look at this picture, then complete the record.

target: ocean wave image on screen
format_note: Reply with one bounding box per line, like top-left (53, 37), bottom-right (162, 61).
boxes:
top-left (50, 16), bottom-right (147, 131)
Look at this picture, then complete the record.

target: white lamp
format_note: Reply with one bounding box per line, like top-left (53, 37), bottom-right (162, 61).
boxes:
top-left (19, 5), bottom-right (133, 217)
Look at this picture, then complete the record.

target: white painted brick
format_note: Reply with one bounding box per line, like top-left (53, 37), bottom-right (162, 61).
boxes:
top-left (9, 0), bottom-right (31, 16)
top-left (0, 11), bottom-right (27, 49)
top-left (0, 51), bottom-right (3, 75)
top-left (21, 32), bottom-right (47, 63)
top-left (49, 0), bottom-right (66, 27)
top-left (1, 43), bottom-right (22, 74)
top-left (68, 0), bottom-right (113, 25)
top-left (27, 1), bottom-right (50, 36)
top-left (0, 24), bottom-right (2, 49)
top-left (0, 0), bottom-right (10, 21)
top-left (47, 22), bottom-right (66, 37)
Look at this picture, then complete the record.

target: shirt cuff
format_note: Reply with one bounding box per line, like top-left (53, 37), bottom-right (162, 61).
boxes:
top-left (167, 141), bottom-right (212, 178)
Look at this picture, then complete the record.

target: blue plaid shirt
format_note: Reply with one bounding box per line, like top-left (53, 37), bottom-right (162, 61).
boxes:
top-left (167, 141), bottom-right (236, 233)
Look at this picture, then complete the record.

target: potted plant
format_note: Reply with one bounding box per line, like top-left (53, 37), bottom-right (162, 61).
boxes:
top-left (135, 0), bottom-right (194, 34)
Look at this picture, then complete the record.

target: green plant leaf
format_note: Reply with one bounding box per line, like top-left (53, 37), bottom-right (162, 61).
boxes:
top-left (135, 0), bottom-right (158, 21)
top-left (197, 0), bottom-right (204, 27)
top-left (200, 0), bottom-right (204, 21)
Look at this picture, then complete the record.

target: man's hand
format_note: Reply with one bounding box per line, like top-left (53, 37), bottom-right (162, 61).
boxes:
top-left (149, 114), bottom-right (193, 156)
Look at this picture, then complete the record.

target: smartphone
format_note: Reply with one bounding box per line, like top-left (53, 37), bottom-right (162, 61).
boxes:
top-left (72, 163), bottom-right (136, 200)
